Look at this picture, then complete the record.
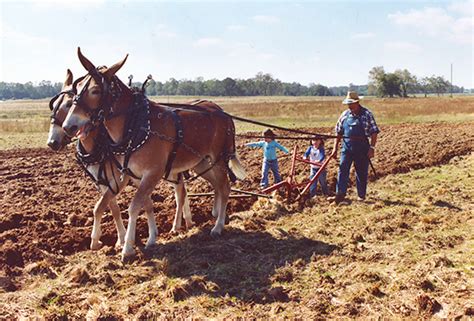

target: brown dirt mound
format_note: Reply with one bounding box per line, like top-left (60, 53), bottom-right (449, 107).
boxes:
top-left (1, 122), bottom-right (473, 281)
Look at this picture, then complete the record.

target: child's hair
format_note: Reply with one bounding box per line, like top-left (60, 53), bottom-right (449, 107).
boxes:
top-left (263, 129), bottom-right (276, 139)
top-left (310, 137), bottom-right (324, 147)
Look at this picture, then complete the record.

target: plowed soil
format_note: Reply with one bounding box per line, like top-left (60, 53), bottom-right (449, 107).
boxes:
top-left (1, 122), bottom-right (473, 282)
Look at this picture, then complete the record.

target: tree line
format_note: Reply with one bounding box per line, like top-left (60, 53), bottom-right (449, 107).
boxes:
top-left (0, 69), bottom-right (467, 100)
top-left (368, 67), bottom-right (465, 97)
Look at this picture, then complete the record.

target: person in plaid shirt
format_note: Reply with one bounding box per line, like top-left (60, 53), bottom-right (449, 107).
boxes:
top-left (329, 91), bottom-right (380, 204)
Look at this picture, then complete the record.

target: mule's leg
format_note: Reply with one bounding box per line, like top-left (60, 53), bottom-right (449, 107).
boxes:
top-left (170, 182), bottom-right (184, 233)
top-left (144, 196), bottom-right (158, 248)
top-left (182, 186), bottom-right (194, 229)
top-left (109, 198), bottom-right (126, 248)
top-left (90, 189), bottom-right (116, 250)
top-left (199, 162), bottom-right (230, 237)
top-left (122, 175), bottom-right (160, 260)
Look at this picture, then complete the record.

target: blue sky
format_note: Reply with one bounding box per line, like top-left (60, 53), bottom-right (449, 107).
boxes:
top-left (1, 0), bottom-right (472, 87)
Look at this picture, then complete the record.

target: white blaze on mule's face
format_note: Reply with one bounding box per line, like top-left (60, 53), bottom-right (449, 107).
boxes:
top-left (47, 70), bottom-right (74, 151)
top-left (62, 75), bottom-right (102, 139)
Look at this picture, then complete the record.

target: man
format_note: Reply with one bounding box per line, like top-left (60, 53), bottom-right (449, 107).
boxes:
top-left (329, 91), bottom-right (379, 204)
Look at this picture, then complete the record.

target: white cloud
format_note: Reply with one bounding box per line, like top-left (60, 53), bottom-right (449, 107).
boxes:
top-left (448, 0), bottom-right (473, 15)
top-left (193, 37), bottom-right (222, 47)
top-left (252, 15), bottom-right (280, 24)
top-left (388, 3), bottom-right (473, 44)
top-left (351, 32), bottom-right (376, 40)
top-left (227, 24), bottom-right (246, 31)
top-left (152, 24), bottom-right (177, 38)
top-left (384, 41), bottom-right (421, 53)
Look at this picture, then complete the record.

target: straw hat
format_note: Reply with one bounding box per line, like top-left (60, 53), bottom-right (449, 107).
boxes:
top-left (342, 91), bottom-right (364, 104)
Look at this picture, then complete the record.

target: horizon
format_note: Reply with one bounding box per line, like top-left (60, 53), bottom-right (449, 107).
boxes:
top-left (1, 0), bottom-right (472, 88)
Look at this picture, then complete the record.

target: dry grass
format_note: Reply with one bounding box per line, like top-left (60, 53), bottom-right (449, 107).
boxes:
top-left (2, 153), bottom-right (472, 318)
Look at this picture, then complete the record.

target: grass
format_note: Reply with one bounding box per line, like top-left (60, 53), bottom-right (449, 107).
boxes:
top-left (3, 153), bottom-right (472, 318)
top-left (1, 95), bottom-right (474, 149)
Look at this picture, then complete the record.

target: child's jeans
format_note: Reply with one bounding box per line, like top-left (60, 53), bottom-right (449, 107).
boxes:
top-left (309, 167), bottom-right (329, 197)
top-left (261, 159), bottom-right (282, 188)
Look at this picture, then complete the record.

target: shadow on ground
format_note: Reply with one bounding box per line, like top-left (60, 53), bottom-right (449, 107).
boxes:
top-left (145, 226), bottom-right (338, 303)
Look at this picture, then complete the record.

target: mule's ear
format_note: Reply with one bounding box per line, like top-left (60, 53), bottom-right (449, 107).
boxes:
top-left (64, 69), bottom-right (73, 87)
top-left (104, 54), bottom-right (128, 79)
top-left (77, 47), bottom-right (96, 72)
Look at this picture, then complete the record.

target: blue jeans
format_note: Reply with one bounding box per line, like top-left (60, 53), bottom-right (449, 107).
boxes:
top-left (309, 167), bottom-right (329, 197)
top-left (336, 149), bottom-right (369, 198)
top-left (261, 159), bottom-right (282, 188)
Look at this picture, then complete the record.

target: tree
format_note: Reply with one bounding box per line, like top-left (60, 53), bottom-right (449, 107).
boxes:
top-left (379, 73), bottom-right (402, 97)
top-left (368, 66), bottom-right (385, 96)
top-left (395, 69), bottom-right (417, 97)
top-left (434, 76), bottom-right (450, 96)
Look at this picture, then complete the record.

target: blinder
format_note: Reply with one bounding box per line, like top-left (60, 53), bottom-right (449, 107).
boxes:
top-left (72, 67), bottom-right (120, 126)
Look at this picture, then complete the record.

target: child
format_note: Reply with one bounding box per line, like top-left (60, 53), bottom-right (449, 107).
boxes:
top-left (303, 137), bottom-right (329, 197)
top-left (246, 129), bottom-right (289, 189)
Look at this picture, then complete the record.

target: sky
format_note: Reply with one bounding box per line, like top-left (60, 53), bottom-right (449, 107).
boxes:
top-left (0, 0), bottom-right (473, 88)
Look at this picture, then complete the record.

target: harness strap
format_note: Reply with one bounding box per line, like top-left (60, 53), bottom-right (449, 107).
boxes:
top-left (164, 110), bottom-right (184, 180)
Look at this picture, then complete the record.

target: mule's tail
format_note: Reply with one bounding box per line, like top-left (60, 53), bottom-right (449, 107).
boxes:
top-left (225, 115), bottom-right (247, 181)
top-left (229, 156), bottom-right (247, 180)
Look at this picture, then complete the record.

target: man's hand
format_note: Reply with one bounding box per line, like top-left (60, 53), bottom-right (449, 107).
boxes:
top-left (368, 147), bottom-right (375, 159)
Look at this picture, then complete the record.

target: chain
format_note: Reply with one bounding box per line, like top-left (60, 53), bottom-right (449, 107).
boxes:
top-left (141, 127), bottom-right (230, 182)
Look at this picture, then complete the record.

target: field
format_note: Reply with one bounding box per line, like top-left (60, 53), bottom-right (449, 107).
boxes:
top-left (0, 96), bottom-right (473, 318)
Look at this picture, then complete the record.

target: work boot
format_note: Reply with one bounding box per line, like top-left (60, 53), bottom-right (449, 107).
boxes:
top-left (327, 194), bottom-right (345, 204)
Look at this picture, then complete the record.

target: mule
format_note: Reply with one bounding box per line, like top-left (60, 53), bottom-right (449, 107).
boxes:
top-left (47, 70), bottom-right (194, 251)
top-left (62, 48), bottom-right (246, 260)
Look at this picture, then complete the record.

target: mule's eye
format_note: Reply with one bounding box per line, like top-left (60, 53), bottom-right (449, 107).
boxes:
top-left (66, 102), bottom-right (72, 108)
top-left (91, 89), bottom-right (101, 95)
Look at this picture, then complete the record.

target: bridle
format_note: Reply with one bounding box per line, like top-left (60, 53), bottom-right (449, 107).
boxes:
top-left (49, 89), bottom-right (75, 126)
top-left (72, 67), bottom-right (123, 126)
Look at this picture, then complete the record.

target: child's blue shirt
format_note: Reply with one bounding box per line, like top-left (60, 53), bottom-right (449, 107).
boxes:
top-left (246, 140), bottom-right (289, 161)
top-left (304, 146), bottom-right (325, 168)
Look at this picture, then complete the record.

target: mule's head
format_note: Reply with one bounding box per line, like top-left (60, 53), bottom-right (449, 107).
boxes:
top-left (47, 69), bottom-right (75, 151)
top-left (62, 47), bottom-right (128, 138)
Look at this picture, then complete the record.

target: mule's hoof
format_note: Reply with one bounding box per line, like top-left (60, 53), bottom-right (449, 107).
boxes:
top-left (145, 240), bottom-right (157, 250)
top-left (211, 210), bottom-right (218, 218)
top-left (114, 241), bottom-right (123, 250)
top-left (90, 239), bottom-right (103, 250)
top-left (121, 247), bottom-right (136, 262)
top-left (185, 221), bottom-right (195, 229)
top-left (210, 229), bottom-right (222, 238)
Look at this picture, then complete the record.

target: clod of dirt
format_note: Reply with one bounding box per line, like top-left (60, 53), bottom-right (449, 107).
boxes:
top-left (416, 294), bottom-right (442, 315)
top-left (165, 275), bottom-right (216, 302)
top-left (24, 261), bottom-right (57, 279)
top-left (0, 213), bottom-right (22, 233)
top-left (433, 256), bottom-right (454, 268)
top-left (243, 217), bottom-right (267, 231)
top-left (267, 286), bottom-right (290, 302)
top-left (465, 307), bottom-right (474, 316)
top-left (0, 276), bottom-right (17, 292)
top-left (351, 233), bottom-right (365, 243)
top-left (69, 267), bottom-right (91, 285)
top-left (271, 266), bottom-right (294, 283)
top-left (165, 282), bottom-right (189, 301)
top-left (419, 279), bottom-right (435, 292)
top-left (3, 243), bottom-right (24, 268)
top-left (368, 284), bottom-right (385, 297)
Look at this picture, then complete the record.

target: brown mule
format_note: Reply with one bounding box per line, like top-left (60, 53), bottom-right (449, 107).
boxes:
top-left (62, 48), bottom-right (246, 261)
top-left (48, 70), bottom-right (196, 252)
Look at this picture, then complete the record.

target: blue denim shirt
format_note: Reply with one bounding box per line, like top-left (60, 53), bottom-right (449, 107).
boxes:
top-left (246, 140), bottom-right (289, 160)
